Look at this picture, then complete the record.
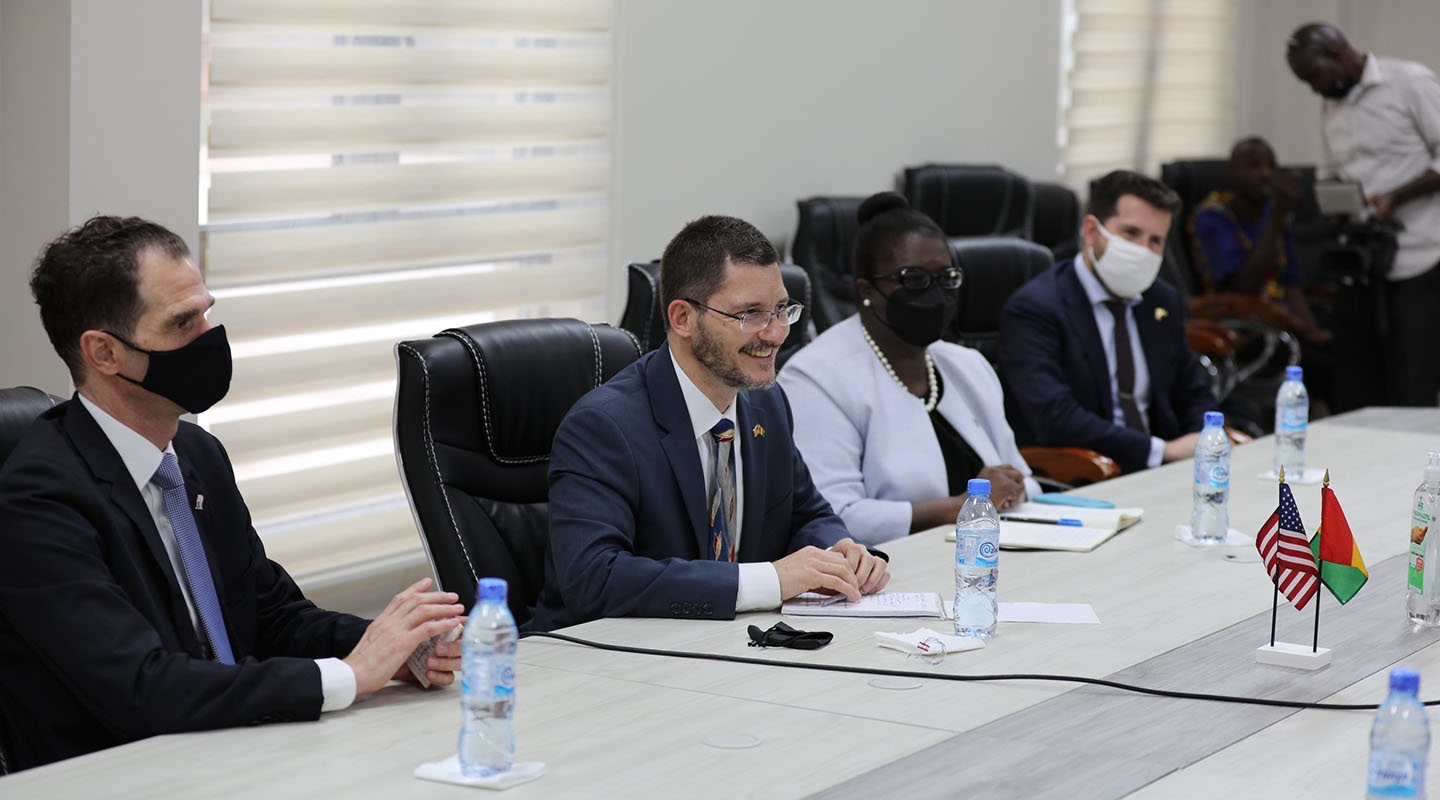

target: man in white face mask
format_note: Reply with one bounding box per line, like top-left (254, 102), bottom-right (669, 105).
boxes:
top-left (998, 170), bottom-right (1218, 473)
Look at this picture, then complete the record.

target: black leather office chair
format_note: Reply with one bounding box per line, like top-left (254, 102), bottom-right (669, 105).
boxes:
top-left (618, 261), bottom-right (817, 368)
top-left (0, 385), bottom-right (60, 775)
top-left (902, 164), bottom-right (1035, 241)
top-left (1031, 182), bottom-right (1082, 263)
top-left (790, 196), bottom-right (865, 332)
top-left (0, 386), bottom-right (60, 469)
top-left (948, 238), bottom-right (1053, 364)
top-left (392, 319), bottom-right (642, 621)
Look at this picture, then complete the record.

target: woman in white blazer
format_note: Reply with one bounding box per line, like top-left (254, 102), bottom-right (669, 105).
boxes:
top-left (780, 192), bottom-right (1040, 546)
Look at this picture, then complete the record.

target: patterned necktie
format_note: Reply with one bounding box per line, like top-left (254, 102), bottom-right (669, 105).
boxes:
top-left (1103, 300), bottom-right (1148, 433)
top-left (152, 453), bottom-right (235, 665)
top-left (707, 419), bottom-right (738, 562)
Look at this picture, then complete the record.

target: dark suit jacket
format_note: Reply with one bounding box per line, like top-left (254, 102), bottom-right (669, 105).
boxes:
top-left (528, 345), bottom-right (848, 631)
top-left (998, 259), bottom-right (1215, 473)
top-left (0, 399), bottom-right (368, 771)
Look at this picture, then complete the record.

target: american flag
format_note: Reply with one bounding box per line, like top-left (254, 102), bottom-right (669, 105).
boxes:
top-left (1255, 483), bottom-right (1319, 610)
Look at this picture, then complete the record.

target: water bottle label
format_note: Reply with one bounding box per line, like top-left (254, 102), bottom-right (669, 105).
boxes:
top-left (496, 663), bottom-right (516, 699)
top-left (1207, 464), bottom-right (1229, 488)
top-left (1368, 751), bottom-right (1423, 796)
top-left (1409, 505), bottom-right (1434, 591)
top-left (976, 539), bottom-right (999, 568)
top-left (1279, 408), bottom-right (1307, 431)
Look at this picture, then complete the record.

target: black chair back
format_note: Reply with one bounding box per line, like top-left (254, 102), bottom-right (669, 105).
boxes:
top-left (1031, 182), bottom-right (1082, 263)
top-left (948, 238), bottom-right (1054, 364)
top-left (903, 164), bottom-right (1035, 240)
top-left (618, 261), bottom-right (817, 367)
top-left (790, 196), bottom-right (865, 332)
top-left (393, 319), bottom-right (642, 620)
top-left (0, 387), bottom-right (60, 469)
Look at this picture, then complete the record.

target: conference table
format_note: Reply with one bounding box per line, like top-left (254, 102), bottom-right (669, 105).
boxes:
top-left (4, 408), bottom-right (1440, 798)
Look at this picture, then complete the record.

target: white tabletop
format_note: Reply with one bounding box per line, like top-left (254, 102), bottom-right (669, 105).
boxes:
top-left (4, 411), bottom-right (1439, 798)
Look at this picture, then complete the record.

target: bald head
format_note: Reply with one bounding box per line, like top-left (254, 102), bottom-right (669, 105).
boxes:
top-left (1286, 22), bottom-right (1365, 99)
top-left (1226, 136), bottom-right (1278, 203)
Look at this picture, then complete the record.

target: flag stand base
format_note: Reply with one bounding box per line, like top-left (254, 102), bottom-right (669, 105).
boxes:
top-left (1256, 642), bottom-right (1331, 670)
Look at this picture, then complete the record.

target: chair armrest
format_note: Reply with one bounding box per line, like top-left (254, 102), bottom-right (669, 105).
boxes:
top-left (1190, 293), bottom-right (1303, 331)
top-left (1019, 446), bottom-right (1122, 487)
top-left (1185, 320), bottom-right (1236, 359)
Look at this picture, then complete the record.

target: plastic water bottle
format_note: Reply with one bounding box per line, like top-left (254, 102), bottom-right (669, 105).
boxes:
top-left (1189, 411), bottom-right (1231, 544)
top-left (1367, 667), bottom-right (1430, 799)
top-left (459, 577), bottom-right (517, 777)
top-left (953, 478), bottom-right (1000, 639)
top-left (1406, 452), bottom-right (1440, 626)
top-left (1273, 365), bottom-right (1308, 478)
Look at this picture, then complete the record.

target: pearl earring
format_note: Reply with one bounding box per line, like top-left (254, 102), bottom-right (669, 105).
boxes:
top-left (862, 298), bottom-right (871, 307)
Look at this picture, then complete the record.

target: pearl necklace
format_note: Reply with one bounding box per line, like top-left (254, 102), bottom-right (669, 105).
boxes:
top-left (861, 322), bottom-right (938, 412)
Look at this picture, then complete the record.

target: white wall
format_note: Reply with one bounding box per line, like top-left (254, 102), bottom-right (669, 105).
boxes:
top-left (0, 0), bottom-right (200, 396)
top-left (613, 0), bottom-right (1064, 265)
top-left (1237, 0), bottom-right (1440, 168)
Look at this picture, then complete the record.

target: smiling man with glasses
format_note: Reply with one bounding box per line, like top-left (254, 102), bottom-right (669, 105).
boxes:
top-left (528, 215), bottom-right (889, 631)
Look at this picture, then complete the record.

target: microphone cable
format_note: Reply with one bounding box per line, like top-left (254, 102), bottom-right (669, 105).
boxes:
top-left (521, 630), bottom-right (1419, 711)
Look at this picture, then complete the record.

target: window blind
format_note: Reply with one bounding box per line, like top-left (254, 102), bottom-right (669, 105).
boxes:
top-left (1061, 0), bottom-right (1237, 190)
top-left (200, 0), bottom-right (613, 583)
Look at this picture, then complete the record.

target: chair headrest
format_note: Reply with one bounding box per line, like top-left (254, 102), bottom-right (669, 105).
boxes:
top-left (951, 238), bottom-right (1054, 333)
top-left (394, 319), bottom-right (641, 503)
top-left (0, 387), bottom-right (60, 469)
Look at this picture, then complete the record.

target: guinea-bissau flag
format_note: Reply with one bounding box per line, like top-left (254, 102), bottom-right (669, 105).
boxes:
top-left (1309, 485), bottom-right (1368, 604)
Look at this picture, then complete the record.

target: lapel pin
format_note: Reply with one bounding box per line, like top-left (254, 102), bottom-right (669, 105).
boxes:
top-left (752, 424), bottom-right (765, 439)
top-left (1154, 307), bottom-right (1169, 322)
top-left (194, 495), bottom-right (205, 511)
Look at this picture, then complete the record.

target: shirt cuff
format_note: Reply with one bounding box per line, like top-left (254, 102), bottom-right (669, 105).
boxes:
top-left (1147, 436), bottom-right (1166, 469)
top-left (736, 562), bottom-right (782, 612)
top-left (317, 657), bottom-right (357, 713)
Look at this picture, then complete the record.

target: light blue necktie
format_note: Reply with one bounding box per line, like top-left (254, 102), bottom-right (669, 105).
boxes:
top-left (153, 453), bottom-right (235, 665)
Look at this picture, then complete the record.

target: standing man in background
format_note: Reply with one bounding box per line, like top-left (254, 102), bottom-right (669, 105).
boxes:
top-left (1287, 22), bottom-right (1440, 406)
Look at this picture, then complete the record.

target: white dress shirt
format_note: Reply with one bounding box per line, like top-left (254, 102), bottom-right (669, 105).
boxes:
top-left (668, 353), bottom-right (782, 612)
top-left (1321, 54), bottom-right (1440, 281)
top-left (77, 394), bottom-right (356, 712)
top-left (1073, 256), bottom-right (1166, 468)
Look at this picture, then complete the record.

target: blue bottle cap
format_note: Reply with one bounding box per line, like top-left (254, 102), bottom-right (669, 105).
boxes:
top-left (1204, 411), bottom-right (1224, 428)
top-left (1285, 365), bottom-right (1303, 382)
top-left (478, 577), bottom-right (508, 603)
top-left (967, 478), bottom-right (991, 497)
top-left (1390, 667), bottom-right (1420, 694)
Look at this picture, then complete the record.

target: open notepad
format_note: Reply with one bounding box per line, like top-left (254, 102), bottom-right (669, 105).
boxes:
top-left (782, 591), bottom-right (946, 618)
top-left (944, 501), bottom-right (1143, 552)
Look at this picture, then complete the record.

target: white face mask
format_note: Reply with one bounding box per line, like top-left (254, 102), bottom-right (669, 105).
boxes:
top-left (1087, 218), bottom-right (1163, 299)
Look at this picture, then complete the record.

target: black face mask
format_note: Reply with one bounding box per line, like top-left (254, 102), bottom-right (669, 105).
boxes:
top-left (874, 284), bottom-right (958, 347)
top-left (107, 325), bottom-right (233, 414)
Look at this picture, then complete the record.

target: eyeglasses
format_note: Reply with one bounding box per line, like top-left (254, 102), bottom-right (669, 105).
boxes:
top-left (684, 299), bottom-right (804, 333)
top-left (870, 266), bottom-right (964, 292)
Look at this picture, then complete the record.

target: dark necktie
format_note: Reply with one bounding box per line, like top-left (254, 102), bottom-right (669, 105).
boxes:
top-left (1103, 300), bottom-right (1148, 433)
top-left (153, 453), bottom-right (235, 664)
top-left (707, 419), bottom-right (737, 562)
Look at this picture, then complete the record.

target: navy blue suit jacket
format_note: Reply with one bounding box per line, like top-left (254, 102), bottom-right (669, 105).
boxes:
top-left (0, 399), bottom-right (368, 771)
top-left (997, 260), bottom-right (1215, 473)
top-left (528, 345), bottom-right (848, 631)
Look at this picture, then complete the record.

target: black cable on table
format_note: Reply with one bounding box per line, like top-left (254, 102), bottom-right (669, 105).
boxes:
top-left (521, 630), bottom-right (1420, 711)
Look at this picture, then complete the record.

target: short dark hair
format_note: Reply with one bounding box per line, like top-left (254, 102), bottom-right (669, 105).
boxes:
top-left (851, 191), bottom-right (948, 280)
top-left (659, 215), bottom-right (778, 329)
top-left (1086, 170), bottom-right (1182, 224)
top-left (30, 216), bottom-right (190, 383)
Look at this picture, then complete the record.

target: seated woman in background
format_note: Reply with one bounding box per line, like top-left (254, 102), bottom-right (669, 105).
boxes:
top-left (779, 192), bottom-right (1040, 547)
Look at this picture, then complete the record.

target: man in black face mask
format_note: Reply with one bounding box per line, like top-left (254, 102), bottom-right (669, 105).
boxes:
top-left (1287, 22), bottom-right (1440, 406)
top-left (0, 216), bottom-right (466, 772)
